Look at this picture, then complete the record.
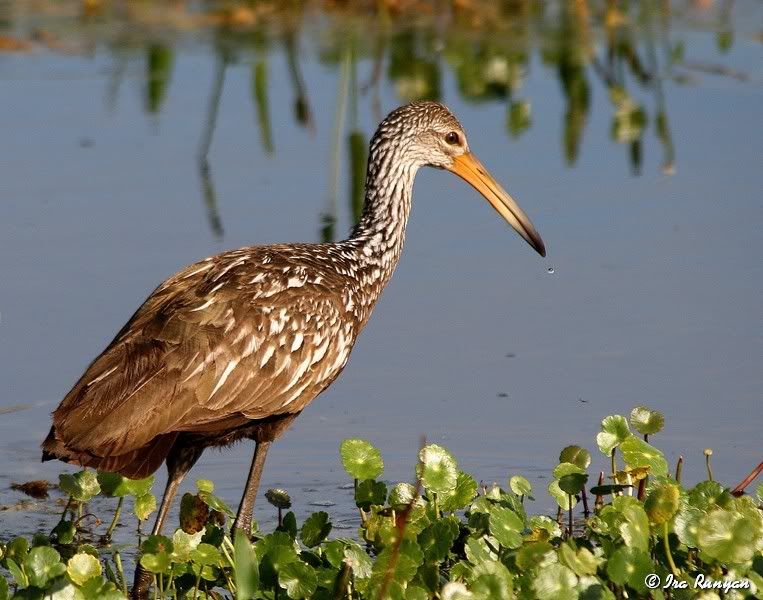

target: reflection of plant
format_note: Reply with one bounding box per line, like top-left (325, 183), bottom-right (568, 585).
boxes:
top-left (2, 405), bottom-right (762, 598)
top-left (145, 44), bottom-right (174, 114)
top-left (387, 30), bottom-right (441, 102)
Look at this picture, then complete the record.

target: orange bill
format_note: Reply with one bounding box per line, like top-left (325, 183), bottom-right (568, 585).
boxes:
top-left (446, 153), bottom-right (546, 257)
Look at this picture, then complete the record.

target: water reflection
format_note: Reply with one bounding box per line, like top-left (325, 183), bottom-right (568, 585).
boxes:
top-left (0, 0), bottom-right (756, 240)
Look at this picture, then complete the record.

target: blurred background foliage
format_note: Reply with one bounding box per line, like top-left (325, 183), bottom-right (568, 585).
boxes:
top-left (0, 0), bottom-right (757, 238)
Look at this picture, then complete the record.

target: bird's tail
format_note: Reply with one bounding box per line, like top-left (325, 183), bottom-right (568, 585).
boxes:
top-left (41, 425), bottom-right (176, 479)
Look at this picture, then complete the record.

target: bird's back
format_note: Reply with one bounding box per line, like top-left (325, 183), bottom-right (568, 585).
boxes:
top-left (42, 244), bottom-right (371, 478)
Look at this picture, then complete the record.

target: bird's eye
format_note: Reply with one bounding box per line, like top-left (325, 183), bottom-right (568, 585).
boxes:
top-left (445, 131), bottom-right (460, 145)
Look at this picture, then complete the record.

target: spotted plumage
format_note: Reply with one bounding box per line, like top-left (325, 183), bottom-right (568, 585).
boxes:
top-left (42, 102), bottom-right (544, 598)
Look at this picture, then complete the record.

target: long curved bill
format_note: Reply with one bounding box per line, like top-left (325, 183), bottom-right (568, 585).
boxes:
top-left (446, 153), bottom-right (546, 257)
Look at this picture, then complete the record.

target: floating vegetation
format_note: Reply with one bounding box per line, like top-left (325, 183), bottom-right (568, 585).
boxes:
top-left (1, 405), bottom-right (762, 598)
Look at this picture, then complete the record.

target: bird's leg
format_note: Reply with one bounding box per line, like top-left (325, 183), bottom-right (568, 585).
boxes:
top-left (232, 440), bottom-right (271, 536)
top-left (132, 444), bottom-right (203, 600)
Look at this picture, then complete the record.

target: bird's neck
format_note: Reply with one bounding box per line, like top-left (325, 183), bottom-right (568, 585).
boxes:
top-left (347, 144), bottom-right (417, 277)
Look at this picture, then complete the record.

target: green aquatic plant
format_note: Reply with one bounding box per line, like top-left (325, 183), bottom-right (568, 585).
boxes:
top-left (2, 405), bottom-right (762, 599)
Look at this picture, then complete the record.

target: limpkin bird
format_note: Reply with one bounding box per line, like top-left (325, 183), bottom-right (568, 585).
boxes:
top-left (42, 101), bottom-right (545, 597)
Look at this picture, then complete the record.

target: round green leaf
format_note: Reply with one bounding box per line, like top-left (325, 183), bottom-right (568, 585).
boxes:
top-left (354, 479), bottom-right (386, 510)
top-left (529, 515), bottom-right (563, 540)
top-left (620, 435), bottom-right (668, 477)
top-left (339, 439), bottom-right (384, 480)
top-left (171, 529), bottom-right (203, 561)
top-left (559, 445), bottom-right (591, 470)
top-left (388, 483), bottom-right (418, 510)
top-left (418, 516), bottom-right (459, 562)
top-left (278, 561), bottom-right (317, 599)
top-left (440, 471), bottom-right (478, 511)
top-left (548, 480), bottom-right (577, 510)
top-left (96, 472), bottom-right (129, 497)
top-left (124, 475), bottom-right (155, 497)
top-left (488, 506), bottom-right (524, 549)
top-left (688, 481), bottom-right (734, 511)
top-left (141, 535), bottom-right (173, 555)
top-left (596, 415), bottom-right (631, 455)
top-left (644, 480), bottom-right (680, 524)
top-left (558, 543), bottom-right (601, 576)
top-left (618, 503), bottom-right (650, 553)
top-left (59, 471), bottom-right (100, 502)
top-left (140, 552), bottom-right (171, 574)
top-left (674, 506), bottom-right (703, 548)
top-left (417, 444), bottom-right (458, 494)
top-left (300, 512), bottom-right (332, 548)
top-left (697, 507), bottom-right (763, 563)
top-left (605, 547), bottom-right (653, 593)
top-left (516, 541), bottom-right (554, 570)
top-left (532, 563), bottom-right (578, 600)
top-left (66, 553), bottom-right (101, 586)
top-left (470, 560), bottom-right (513, 599)
top-left (369, 539), bottom-right (423, 587)
top-left (553, 462), bottom-right (585, 479)
top-left (343, 544), bottom-right (372, 579)
top-left (133, 492), bottom-right (157, 521)
top-left (25, 546), bottom-right (66, 588)
top-left (629, 406), bottom-right (665, 435)
top-left (190, 543), bottom-right (223, 567)
top-left (558, 473), bottom-right (588, 496)
top-left (6, 558), bottom-right (28, 589)
top-left (509, 475), bottom-right (532, 497)
top-left (51, 520), bottom-right (76, 545)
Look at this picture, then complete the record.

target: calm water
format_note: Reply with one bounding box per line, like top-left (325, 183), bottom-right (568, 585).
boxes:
top-left (1, 2), bottom-right (761, 538)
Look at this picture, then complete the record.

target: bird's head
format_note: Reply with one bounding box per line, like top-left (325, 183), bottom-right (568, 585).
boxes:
top-left (373, 101), bottom-right (546, 257)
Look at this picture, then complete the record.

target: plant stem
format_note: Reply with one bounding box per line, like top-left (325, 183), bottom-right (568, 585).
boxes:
top-left (433, 493), bottom-right (439, 519)
top-left (705, 452), bottom-right (714, 481)
top-left (105, 496), bottom-right (124, 541)
top-left (731, 460), bottom-right (763, 496)
top-left (568, 496), bottom-right (574, 538)
top-left (637, 477), bottom-right (647, 501)
top-left (581, 486), bottom-right (590, 519)
top-left (193, 572), bottom-right (201, 599)
top-left (59, 496), bottom-right (72, 524)
top-left (595, 471), bottom-right (605, 510)
top-left (114, 550), bottom-right (127, 597)
top-left (675, 455), bottom-right (683, 484)
top-left (663, 521), bottom-right (679, 576)
top-left (610, 449), bottom-right (617, 478)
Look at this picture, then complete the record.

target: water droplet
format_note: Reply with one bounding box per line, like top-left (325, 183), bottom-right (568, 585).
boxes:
top-left (547, 266), bottom-right (555, 274)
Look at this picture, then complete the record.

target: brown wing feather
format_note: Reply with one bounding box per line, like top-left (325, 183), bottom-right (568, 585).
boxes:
top-left (44, 246), bottom-right (356, 474)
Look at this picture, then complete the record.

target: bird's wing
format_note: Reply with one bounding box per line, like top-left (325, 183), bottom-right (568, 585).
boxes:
top-left (52, 247), bottom-right (354, 458)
